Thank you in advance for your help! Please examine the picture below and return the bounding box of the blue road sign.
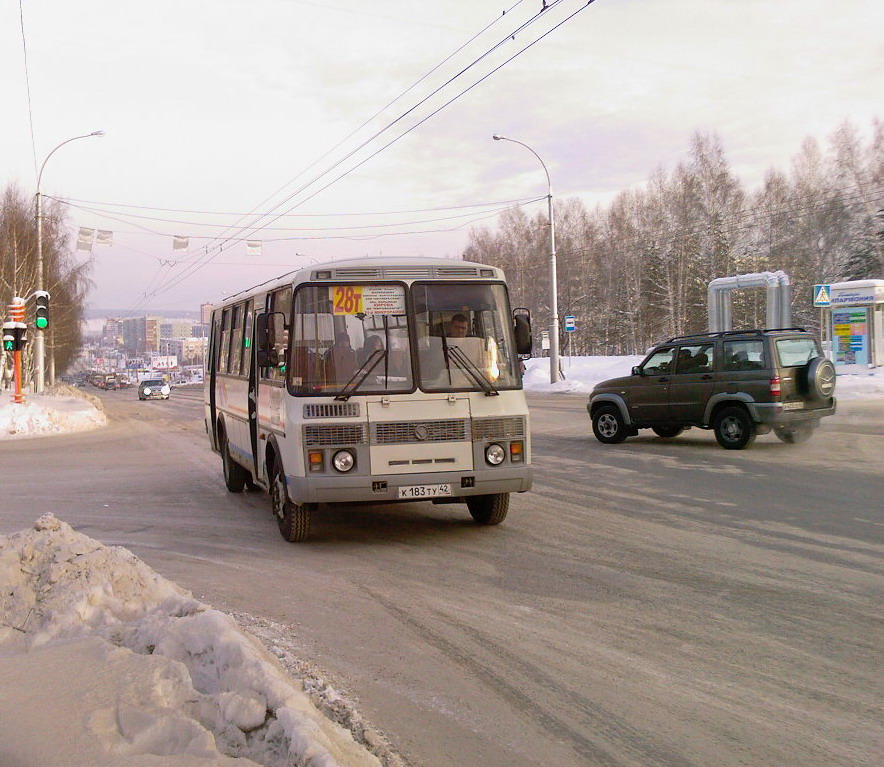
[813,284,831,307]
[564,315,576,332]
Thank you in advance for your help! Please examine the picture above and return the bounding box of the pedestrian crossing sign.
[813,284,831,307]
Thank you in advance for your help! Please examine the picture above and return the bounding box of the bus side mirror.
[513,308,532,355]
[255,313,272,351]
[255,311,284,367]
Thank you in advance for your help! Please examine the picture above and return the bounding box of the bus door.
[254,288,292,484]
[208,310,222,448]
[243,300,259,479]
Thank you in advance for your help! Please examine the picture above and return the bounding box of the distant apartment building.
[201,302,213,325]
[121,316,162,355]
[160,321,194,340]
[103,318,123,345]
[160,336,207,364]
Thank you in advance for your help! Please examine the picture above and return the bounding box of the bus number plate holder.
[398,483,452,499]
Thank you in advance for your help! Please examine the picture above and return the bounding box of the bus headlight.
[485,443,505,466]
[332,449,355,473]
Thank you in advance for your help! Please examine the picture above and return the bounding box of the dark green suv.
[588,328,837,449]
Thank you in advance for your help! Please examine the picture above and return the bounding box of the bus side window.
[219,308,231,373]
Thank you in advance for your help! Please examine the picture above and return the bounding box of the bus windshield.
[286,281,521,396]
[413,282,521,392]
[288,283,413,395]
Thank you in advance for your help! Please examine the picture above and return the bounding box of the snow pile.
[524,355,643,394]
[0,386,106,440]
[0,515,380,767]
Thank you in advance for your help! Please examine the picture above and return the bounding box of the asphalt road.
[1,387,881,767]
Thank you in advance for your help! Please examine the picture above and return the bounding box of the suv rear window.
[776,338,819,367]
[723,340,764,371]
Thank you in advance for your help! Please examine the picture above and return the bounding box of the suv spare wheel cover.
[806,357,836,398]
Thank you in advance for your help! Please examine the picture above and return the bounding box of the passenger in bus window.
[325,332,356,383]
[360,334,385,365]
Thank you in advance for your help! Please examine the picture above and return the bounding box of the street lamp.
[35,130,105,392]
[492,134,560,383]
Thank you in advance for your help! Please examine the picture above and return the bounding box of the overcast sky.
[2,0,880,313]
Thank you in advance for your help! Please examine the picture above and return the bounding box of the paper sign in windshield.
[331,285,405,315]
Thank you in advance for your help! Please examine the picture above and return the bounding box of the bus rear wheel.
[467,493,509,526]
[222,431,247,493]
[270,459,312,542]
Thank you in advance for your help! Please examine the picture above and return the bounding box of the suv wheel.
[713,406,756,450]
[592,405,628,444]
[652,424,684,439]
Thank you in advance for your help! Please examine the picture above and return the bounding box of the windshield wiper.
[445,345,498,396]
[334,349,387,401]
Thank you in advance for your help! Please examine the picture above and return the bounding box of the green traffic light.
[3,341,12,351]
[36,317,48,329]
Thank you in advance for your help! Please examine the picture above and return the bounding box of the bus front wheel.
[270,460,312,542]
[466,493,509,526]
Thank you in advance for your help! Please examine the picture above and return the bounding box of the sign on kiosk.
[823,280,884,370]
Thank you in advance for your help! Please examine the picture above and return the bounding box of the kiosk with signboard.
[817,280,884,370]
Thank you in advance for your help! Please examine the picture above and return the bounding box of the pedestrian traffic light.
[2,322,26,351]
[34,290,50,330]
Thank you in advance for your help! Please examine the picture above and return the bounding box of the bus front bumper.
[287,466,533,505]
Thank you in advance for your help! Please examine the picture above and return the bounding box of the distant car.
[138,378,170,400]
[587,327,836,449]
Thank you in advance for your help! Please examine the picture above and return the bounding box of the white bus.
[205,256,533,541]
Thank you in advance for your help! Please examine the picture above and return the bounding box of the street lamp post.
[492,134,560,383]
[35,130,104,392]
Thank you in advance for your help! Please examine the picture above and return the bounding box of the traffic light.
[2,322,27,352]
[34,290,50,330]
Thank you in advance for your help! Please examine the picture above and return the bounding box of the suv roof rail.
[666,326,808,343]
[666,329,762,343]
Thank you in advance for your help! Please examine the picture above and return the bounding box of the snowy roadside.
[0,383,107,440]
[0,515,389,767]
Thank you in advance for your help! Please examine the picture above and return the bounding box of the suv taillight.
[769,376,781,398]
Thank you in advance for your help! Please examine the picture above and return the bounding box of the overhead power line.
[146,0,598,301]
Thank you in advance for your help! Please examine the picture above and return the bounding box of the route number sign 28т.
[332,285,406,316]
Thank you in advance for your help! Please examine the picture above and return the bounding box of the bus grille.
[372,419,469,445]
[472,417,526,440]
[304,424,367,446]
[303,403,360,419]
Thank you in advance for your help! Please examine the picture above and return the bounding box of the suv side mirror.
[632,366,642,376]
[513,308,532,355]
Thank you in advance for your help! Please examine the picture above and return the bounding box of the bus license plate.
[398,483,452,499]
